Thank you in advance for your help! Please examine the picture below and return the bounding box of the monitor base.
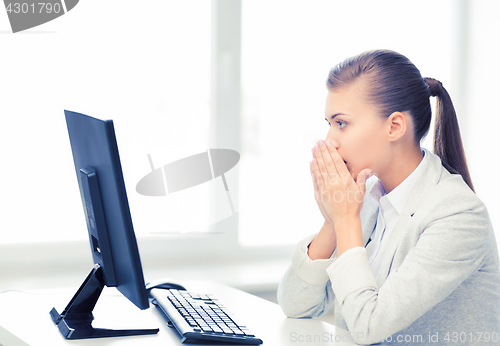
[49,264,159,340]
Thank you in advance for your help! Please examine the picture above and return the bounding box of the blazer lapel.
[359,177,380,247]
[361,205,378,246]
[375,148,444,286]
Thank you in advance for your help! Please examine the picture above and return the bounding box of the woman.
[277,50,500,345]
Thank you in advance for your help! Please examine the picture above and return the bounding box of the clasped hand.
[310,139,372,225]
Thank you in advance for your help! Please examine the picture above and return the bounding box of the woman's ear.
[386,111,407,142]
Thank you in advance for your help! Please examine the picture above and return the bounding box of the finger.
[310,159,317,190]
[311,160,333,221]
[311,157,330,208]
[356,168,373,195]
[310,157,324,189]
[325,140,352,183]
[310,148,321,187]
[313,143,331,187]
[316,139,339,181]
[310,160,321,200]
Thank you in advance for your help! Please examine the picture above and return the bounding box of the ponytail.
[424,78,475,192]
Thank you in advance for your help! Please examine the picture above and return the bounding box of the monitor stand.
[49,264,159,339]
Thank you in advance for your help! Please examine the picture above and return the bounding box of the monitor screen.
[65,110,149,309]
[50,110,158,340]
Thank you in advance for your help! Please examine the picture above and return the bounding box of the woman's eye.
[336,120,346,129]
[325,119,331,127]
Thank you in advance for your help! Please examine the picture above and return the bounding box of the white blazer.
[277,148,500,345]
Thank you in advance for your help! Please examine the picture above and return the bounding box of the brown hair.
[326,49,474,192]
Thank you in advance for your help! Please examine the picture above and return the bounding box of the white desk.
[0,280,359,346]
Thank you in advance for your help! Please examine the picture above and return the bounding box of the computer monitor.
[49,110,159,339]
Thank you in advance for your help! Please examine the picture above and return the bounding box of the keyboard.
[151,289,263,344]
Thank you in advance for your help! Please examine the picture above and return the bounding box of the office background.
[1,0,499,303]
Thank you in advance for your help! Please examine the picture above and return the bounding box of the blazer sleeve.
[326,195,492,344]
[277,233,337,318]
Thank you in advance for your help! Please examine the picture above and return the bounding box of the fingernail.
[325,141,331,148]
[314,144,320,152]
[318,139,324,146]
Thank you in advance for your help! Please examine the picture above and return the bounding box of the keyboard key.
[240,328,255,337]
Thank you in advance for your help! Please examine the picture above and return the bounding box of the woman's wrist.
[308,221,337,260]
[333,215,363,256]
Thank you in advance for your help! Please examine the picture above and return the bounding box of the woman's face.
[324,83,390,179]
